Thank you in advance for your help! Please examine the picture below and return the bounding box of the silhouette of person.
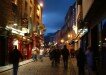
[32,50,38,61]
[56,48,61,64]
[39,47,44,62]
[49,46,59,67]
[10,45,23,75]
[61,45,70,69]
[85,46,94,75]
[76,47,86,75]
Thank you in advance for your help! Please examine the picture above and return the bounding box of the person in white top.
[39,47,44,62]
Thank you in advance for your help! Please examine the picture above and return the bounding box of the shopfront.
[98,19,106,74]
[88,19,106,75]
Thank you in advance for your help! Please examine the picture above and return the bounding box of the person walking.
[49,46,59,67]
[32,50,38,61]
[39,47,44,62]
[10,45,23,75]
[76,47,86,75]
[85,46,94,75]
[56,48,61,64]
[61,45,70,70]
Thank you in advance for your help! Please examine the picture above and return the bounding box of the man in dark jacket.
[49,47,59,67]
[61,45,70,69]
[10,45,23,75]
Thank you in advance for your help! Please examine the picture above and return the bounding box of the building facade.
[76,0,106,74]
[52,3,76,51]
[0,0,45,66]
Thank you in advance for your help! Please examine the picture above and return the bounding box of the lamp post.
[61,39,64,43]
[60,39,64,48]
[40,3,43,7]
[68,34,70,38]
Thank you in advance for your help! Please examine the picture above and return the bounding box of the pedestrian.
[56,48,61,64]
[32,50,38,61]
[70,48,75,58]
[61,45,70,70]
[39,47,44,62]
[76,47,86,75]
[10,45,23,75]
[85,46,94,75]
[49,46,59,67]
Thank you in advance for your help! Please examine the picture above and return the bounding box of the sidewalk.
[0,59,33,73]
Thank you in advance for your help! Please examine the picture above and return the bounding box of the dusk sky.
[42,0,75,35]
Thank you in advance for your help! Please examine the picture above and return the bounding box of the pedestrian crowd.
[49,45,97,75]
[49,45,70,70]
[8,44,96,75]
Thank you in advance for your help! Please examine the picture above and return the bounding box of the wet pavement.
[0,57,77,75]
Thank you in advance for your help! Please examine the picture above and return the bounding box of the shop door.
[101,20,106,75]
[91,25,99,74]
[0,36,7,66]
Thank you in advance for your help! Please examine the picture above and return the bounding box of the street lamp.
[66,41,69,44]
[61,39,64,43]
[68,34,70,38]
[40,2,43,7]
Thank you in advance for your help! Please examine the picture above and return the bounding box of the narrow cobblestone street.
[0,57,77,75]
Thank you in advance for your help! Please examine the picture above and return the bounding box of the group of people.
[49,45,70,69]
[9,44,95,75]
[49,45,96,75]
[32,47,45,62]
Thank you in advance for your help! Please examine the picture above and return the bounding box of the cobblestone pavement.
[0,57,77,75]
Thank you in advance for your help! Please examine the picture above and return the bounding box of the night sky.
[42,0,75,35]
